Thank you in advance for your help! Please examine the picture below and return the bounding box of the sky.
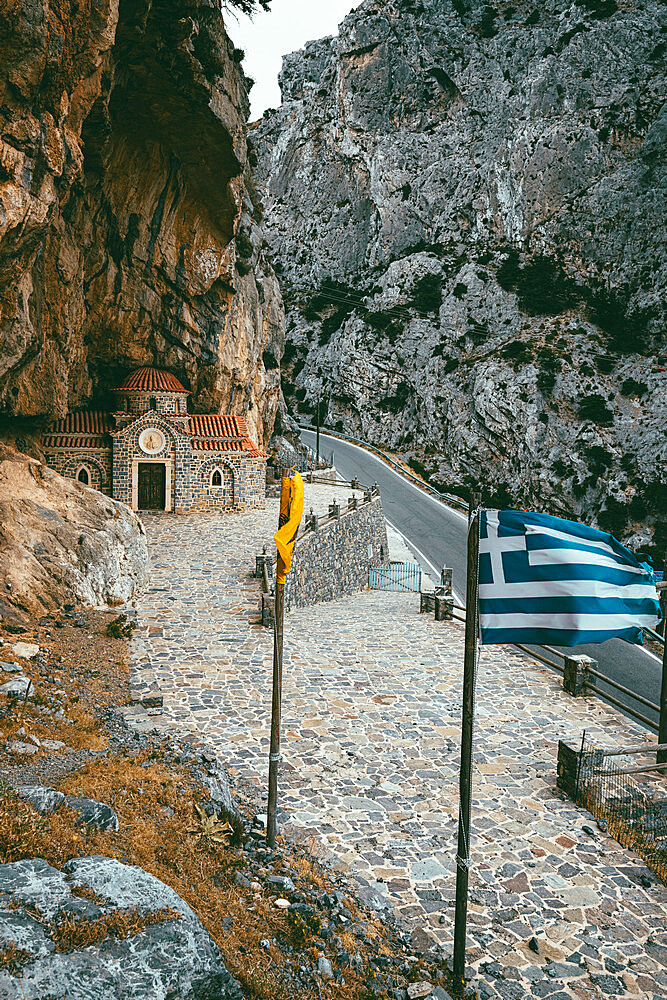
[228,0,364,120]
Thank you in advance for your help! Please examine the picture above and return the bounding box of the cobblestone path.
[132,490,667,1000]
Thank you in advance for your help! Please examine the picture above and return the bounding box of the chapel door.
[138,463,166,510]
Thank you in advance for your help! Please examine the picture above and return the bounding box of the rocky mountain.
[255,0,666,555]
[0,0,283,450]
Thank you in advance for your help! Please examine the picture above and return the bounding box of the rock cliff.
[0,444,148,619]
[0,0,283,449]
[255,0,666,553]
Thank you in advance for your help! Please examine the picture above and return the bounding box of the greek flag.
[479,510,660,646]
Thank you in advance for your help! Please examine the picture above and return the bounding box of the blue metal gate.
[369,561,422,592]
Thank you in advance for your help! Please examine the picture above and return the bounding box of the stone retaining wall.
[284,496,389,611]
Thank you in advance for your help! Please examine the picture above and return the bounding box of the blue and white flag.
[479,510,660,646]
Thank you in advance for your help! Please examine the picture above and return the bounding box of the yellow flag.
[274,471,304,584]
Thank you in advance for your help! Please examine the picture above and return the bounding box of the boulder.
[15,788,118,830]
[0,446,148,619]
[16,787,66,815]
[63,797,119,833]
[0,856,242,999]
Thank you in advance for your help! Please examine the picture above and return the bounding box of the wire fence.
[369,562,422,593]
[576,735,667,882]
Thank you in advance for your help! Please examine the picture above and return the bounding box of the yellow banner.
[274,471,304,584]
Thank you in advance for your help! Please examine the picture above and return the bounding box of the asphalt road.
[302,428,663,732]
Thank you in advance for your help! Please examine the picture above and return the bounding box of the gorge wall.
[255,0,666,554]
[0,0,283,449]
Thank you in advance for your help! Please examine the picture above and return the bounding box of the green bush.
[378,382,411,414]
[577,393,614,425]
[620,378,647,397]
[411,273,442,314]
[497,251,579,316]
[501,340,532,363]
[363,310,402,344]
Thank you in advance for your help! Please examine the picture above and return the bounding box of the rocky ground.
[0,597,459,998]
[128,485,667,1000]
[255,0,667,557]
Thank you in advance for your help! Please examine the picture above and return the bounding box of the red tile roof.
[43,409,267,458]
[189,414,267,457]
[48,411,114,434]
[43,411,113,449]
[188,415,248,438]
[114,367,189,393]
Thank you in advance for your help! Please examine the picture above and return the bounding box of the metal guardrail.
[299,423,468,512]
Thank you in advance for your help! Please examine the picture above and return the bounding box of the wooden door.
[138,463,166,509]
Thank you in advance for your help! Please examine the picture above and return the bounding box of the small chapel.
[42,367,267,513]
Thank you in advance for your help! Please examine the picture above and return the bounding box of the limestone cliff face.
[0,0,283,449]
[256,0,666,553]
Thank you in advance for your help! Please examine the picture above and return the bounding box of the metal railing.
[442,611,660,731]
[369,561,422,593]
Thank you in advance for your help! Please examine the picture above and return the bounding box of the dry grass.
[0,786,48,862]
[0,942,32,974]
[51,906,181,952]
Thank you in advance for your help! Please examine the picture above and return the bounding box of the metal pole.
[266,580,284,847]
[316,397,321,466]
[267,471,289,848]
[658,551,667,765]
[453,493,481,987]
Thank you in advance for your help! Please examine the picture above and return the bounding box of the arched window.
[211,469,222,487]
[77,467,89,485]
[149,396,158,411]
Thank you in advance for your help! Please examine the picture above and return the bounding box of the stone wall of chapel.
[115,392,188,415]
[189,454,266,511]
[44,450,112,495]
[112,413,191,510]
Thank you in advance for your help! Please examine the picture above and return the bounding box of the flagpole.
[658,550,667,766]
[267,471,288,849]
[453,493,481,987]
[267,577,285,847]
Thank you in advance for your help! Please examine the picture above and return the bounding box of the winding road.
[301,428,663,732]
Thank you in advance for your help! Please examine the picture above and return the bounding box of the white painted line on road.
[306,430,468,522]
[385,516,466,606]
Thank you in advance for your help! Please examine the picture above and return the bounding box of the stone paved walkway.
[131,489,667,1000]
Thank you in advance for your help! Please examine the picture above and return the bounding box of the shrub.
[106,615,136,639]
[497,251,579,315]
[262,351,278,370]
[537,370,556,393]
[363,310,401,344]
[598,498,629,537]
[378,382,411,414]
[595,354,617,374]
[235,232,253,261]
[411,273,443,313]
[577,393,614,425]
[501,340,532,363]
[620,378,647,397]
